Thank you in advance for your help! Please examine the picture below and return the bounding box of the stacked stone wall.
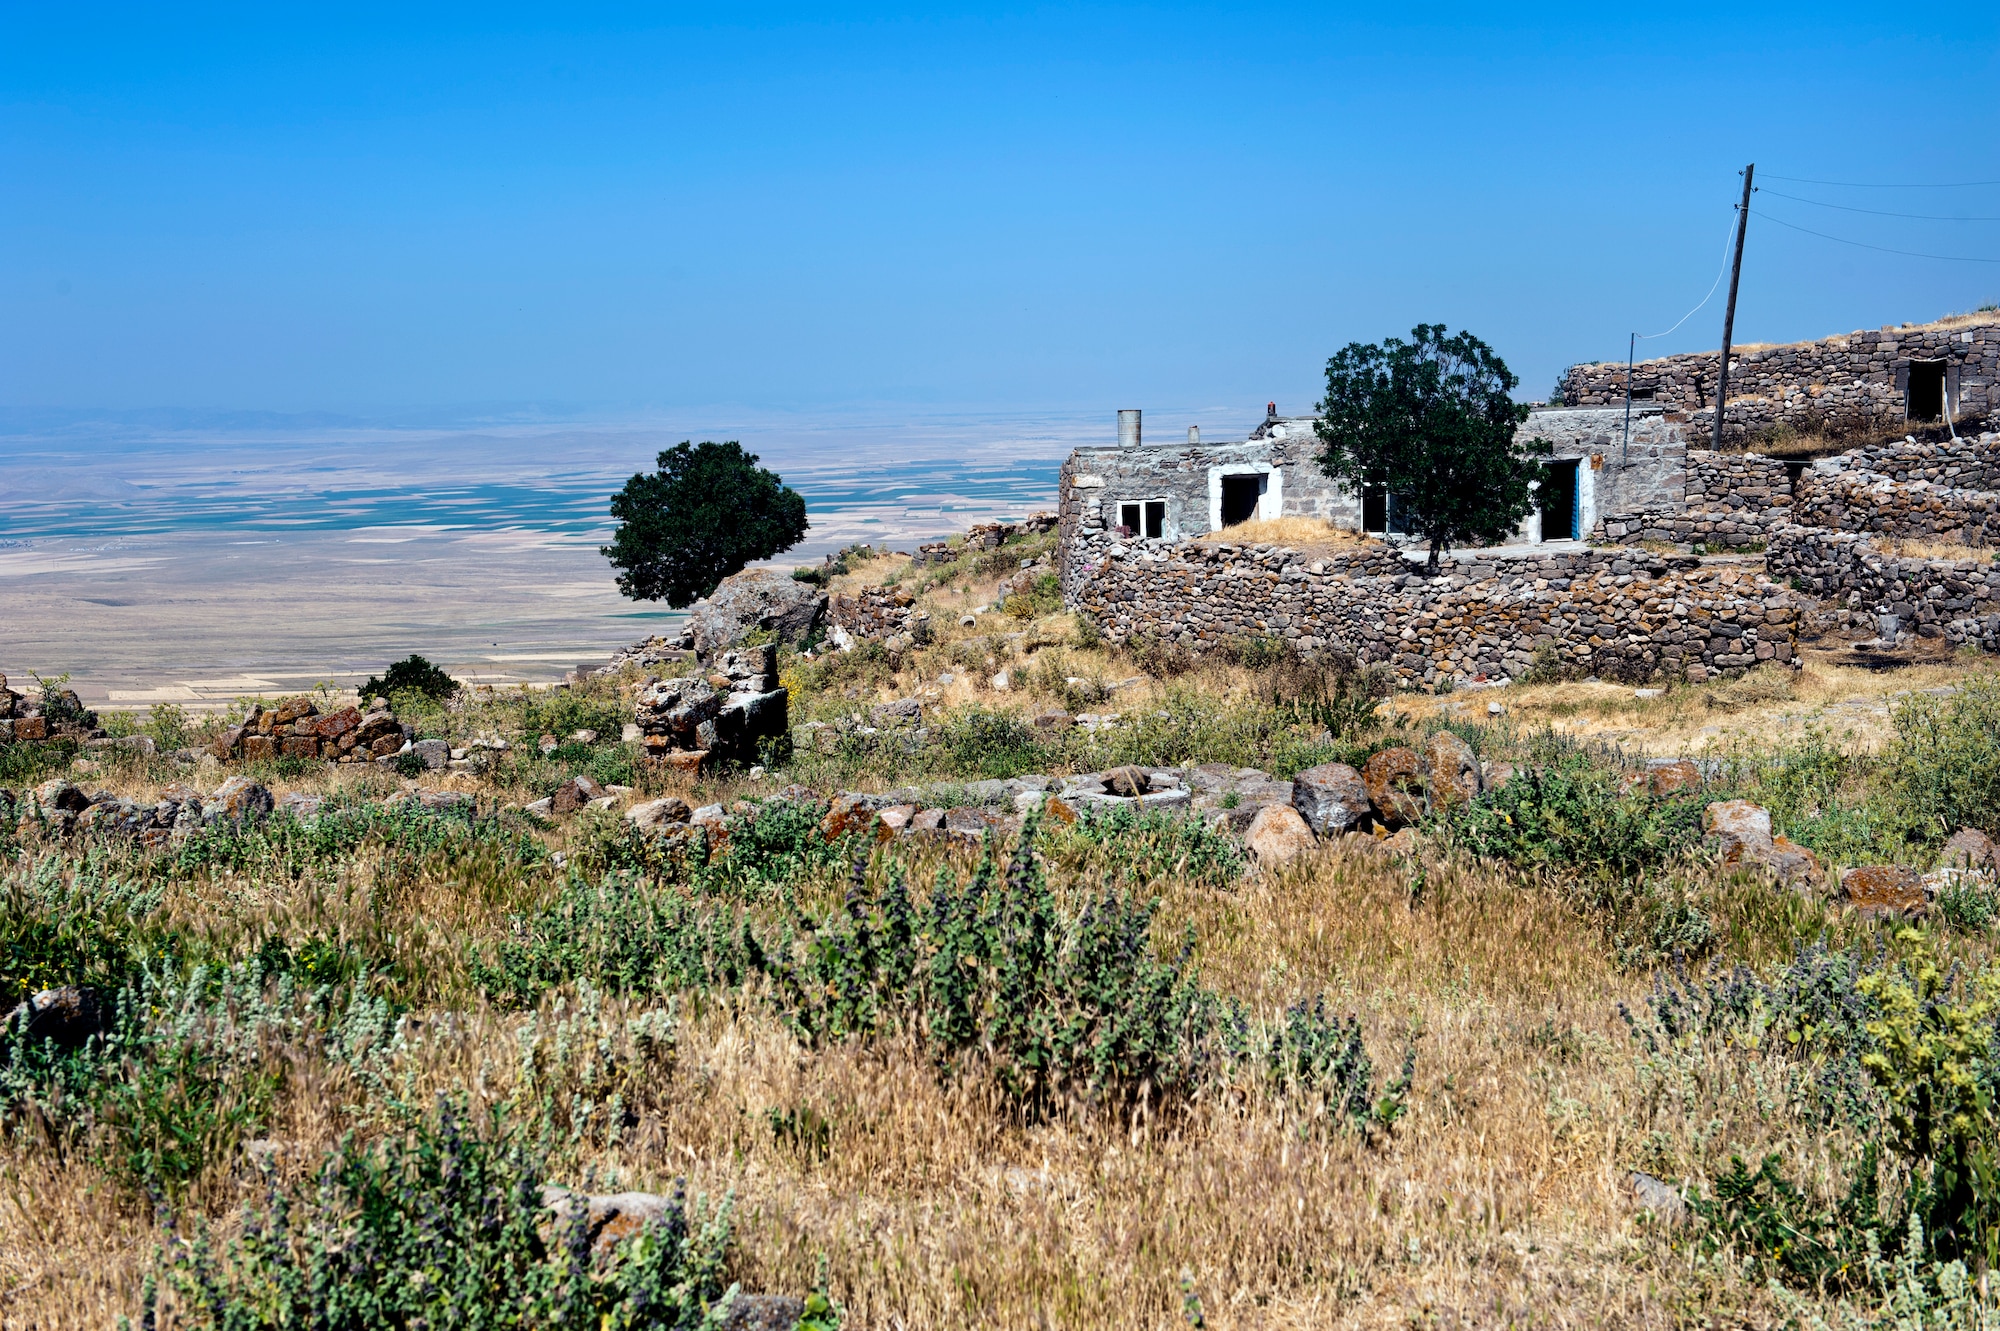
[1767,525,2000,651]
[1594,449,1794,547]
[1793,468,2000,548]
[1561,319,2000,444]
[1067,530,1797,686]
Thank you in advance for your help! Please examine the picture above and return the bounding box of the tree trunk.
[1426,536,1442,573]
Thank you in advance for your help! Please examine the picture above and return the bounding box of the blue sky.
[5,3,1998,419]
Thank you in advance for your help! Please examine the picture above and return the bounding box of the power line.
[1752,208,2000,264]
[1760,172,2000,189]
[1635,211,1742,341]
[1760,187,2000,223]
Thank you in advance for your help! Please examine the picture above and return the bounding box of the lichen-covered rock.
[1940,827,1997,872]
[1290,762,1370,836]
[1423,732,1482,809]
[213,776,275,821]
[687,567,826,658]
[1362,747,1427,827]
[1244,803,1316,866]
[1703,799,1819,887]
[627,797,692,829]
[1840,865,1926,917]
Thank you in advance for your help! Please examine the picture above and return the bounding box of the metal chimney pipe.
[1117,409,1142,448]
[1188,425,1199,444]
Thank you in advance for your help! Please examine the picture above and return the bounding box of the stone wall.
[1594,450,1795,547]
[1561,318,2000,445]
[1766,525,2000,651]
[1793,468,2000,548]
[1066,528,1797,686]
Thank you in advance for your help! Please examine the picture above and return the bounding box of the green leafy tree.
[603,441,810,607]
[358,654,459,704]
[1314,324,1551,571]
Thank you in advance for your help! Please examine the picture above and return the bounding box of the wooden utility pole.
[1712,163,1755,450]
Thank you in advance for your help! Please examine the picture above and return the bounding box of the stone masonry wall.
[1561,318,2000,445]
[1767,525,2000,652]
[1066,528,1797,686]
[1793,469,2000,548]
[1594,450,1794,547]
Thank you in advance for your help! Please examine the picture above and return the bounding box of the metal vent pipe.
[1117,409,1142,448]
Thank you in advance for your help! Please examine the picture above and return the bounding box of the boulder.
[1840,865,1926,918]
[823,793,876,840]
[1702,800,1819,888]
[550,775,605,816]
[1939,828,1997,872]
[1703,800,1772,863]
[212,776,275,821]
[717,1295,808,1331]
[636,677,723,743]
[1645,758,1704,796]
[627,797,693,829]
[686,568,827,659]
[1103,765,1149,798]
[1423,732,1482,809]
[6,986,112,1049]
[877,803,919,836]
[1244,803,1316,866]
[33,779,90,814]
[871,698,923,727]
[1290,762,1371,836]
[1361,747,1428,827]
[410,738,450,771]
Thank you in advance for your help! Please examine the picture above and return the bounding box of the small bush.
[933,707,1045,780]
[1882,677,2000,845]
[148,1101,736,1330]
[1043,804,1243,891]
[358,654,460,704]
[1454,742,1706,882]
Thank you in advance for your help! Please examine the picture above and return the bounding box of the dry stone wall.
[1767,525,2000,651]
[1562,318,2000,444]
[1067,530,1798,685]
[1594,450,1795,547]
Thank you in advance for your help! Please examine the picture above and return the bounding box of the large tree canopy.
[603,441,810,606]
[1314,324,1551,571]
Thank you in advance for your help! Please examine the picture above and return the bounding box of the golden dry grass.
[2,834,1828,1330]
[1872,536,1998,563]
[1194,516,1377,555]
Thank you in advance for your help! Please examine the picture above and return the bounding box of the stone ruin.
[0,673,99,744]
[212,696,418,766]
[633,643,789,771]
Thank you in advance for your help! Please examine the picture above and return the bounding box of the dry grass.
[1194,517,1378,555]
[4,834,1827,1330]
[1872,535,1999,563]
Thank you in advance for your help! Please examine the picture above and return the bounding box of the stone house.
[1056,402,1684,592]
[1561,312,2000,445]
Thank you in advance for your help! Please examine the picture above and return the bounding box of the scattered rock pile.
[915,513,1057,565]
[634,644,789,771]
[827,586,930,652]
[0,673,101,743]
[212,696,414,765]
[2,775,277,846]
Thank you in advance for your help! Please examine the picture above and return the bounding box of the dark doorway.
[1220,473,1264,526]
[1540,460,1579,541]
[1908,360,1946,421]
[1362,487,1387,533]
[1143,500,1165,539]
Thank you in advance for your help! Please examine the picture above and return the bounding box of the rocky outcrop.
[684,568,827,659]
[0,672,100,743]
[1290,763,1370,836]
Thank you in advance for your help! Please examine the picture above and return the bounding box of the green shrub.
[1263,996,1416,1140]
[147,1101,736,1330]
[1002,572,1062,620]
[1882,677,2000,845]
[475,875,761,1007]
[1043,804,1243,891]
[358,654,460,704]
[1454,742,1706,882]
[933,707,1046,780]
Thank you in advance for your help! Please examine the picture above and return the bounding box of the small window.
[1118,502,1141,534]
[1629,387,1656,401]
[1144,500,1166,539]
[1908,360,1946,421]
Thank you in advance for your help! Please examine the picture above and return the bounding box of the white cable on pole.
[1636,211,1742,344]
